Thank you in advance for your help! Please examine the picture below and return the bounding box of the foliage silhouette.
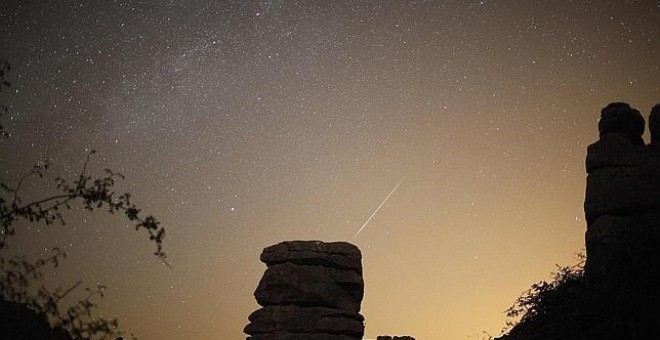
[498,250,660,339]
[499,255,586,339]
[0,60,166,339]
[0,249,127,339]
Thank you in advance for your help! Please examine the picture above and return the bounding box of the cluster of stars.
[1,1,658,339]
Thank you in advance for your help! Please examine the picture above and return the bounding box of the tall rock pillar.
[495,102,660,339]
[244,241,365,340]
[584,102,660,314]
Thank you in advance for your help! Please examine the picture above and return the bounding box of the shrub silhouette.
[500,257,587,339]
[499,251,660,339]
[1,60,165,339]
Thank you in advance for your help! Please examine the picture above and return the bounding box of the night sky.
[1,1,659,339]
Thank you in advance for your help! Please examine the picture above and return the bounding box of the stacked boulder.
[497,102,660,339]
[244,241,365,340]
[583,102,660,334]
[584,103,660,284]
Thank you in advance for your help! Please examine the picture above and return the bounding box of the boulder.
[254,262,363,311]
[245,305,364,336]
[598,102,645,145]
[585,213,660,284]
[584,102,660,290]
[585,133,645,173]
[498,102,660,339]
[261,241,362,274]
[245,241,365,340]
[650,103,660,147]
[584,165,660,223]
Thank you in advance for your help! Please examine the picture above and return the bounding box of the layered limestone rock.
[498,102,660,339]
[245,241,365,340]
[584,102,660,286]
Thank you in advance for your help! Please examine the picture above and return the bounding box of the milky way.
[1,1,659,339]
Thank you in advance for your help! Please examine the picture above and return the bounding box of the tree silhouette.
[0,60,167,339]
[499,256,586,339]
[497,250,660,339]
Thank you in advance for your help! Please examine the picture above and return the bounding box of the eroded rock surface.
[245,241,364,340]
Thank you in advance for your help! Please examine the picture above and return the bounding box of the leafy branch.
[0,59,163,339]
[502,253,585,335]
[0,248,135,340]
[0,150,168,265]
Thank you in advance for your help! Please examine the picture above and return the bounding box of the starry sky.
[1,0,659,339]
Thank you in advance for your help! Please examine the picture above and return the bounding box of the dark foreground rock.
[0,297,71,340]
[584,103,660,286]
[499,102,660,340]
[245,241,365,340]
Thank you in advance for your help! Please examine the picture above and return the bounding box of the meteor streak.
[352,174,408,239]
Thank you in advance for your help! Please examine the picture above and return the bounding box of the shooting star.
[353,174,408,239]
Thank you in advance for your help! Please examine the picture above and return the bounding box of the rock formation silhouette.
[499,102,660,339]
[582,102,660,334]
[649,103,660,148]
[244,241,365,340]
[0,297,71,340]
